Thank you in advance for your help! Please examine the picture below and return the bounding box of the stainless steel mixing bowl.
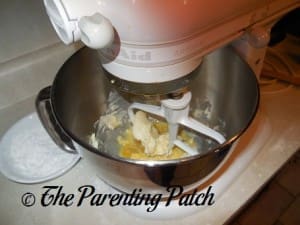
[36,46,259,194]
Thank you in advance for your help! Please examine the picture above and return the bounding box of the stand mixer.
[43,0,298,155]
[38,0,299,218]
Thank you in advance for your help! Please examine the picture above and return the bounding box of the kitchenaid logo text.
[103,48,152,61]
[120,50,151,61]
[22,185,215,212]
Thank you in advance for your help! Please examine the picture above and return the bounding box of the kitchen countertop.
[0,82,299,224]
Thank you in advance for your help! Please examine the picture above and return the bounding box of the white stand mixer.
[43,0,298,155]
[32,0,300,218]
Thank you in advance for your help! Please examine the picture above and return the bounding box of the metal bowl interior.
[52,46,258,160]
[49,46,259,191]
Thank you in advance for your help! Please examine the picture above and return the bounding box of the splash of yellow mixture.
[117,111,196,160]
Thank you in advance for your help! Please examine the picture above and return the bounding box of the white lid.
[0,112,81,184]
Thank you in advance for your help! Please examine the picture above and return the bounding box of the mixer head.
[44,0,298,90]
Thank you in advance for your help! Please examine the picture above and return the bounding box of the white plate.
[0,112,81,184]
